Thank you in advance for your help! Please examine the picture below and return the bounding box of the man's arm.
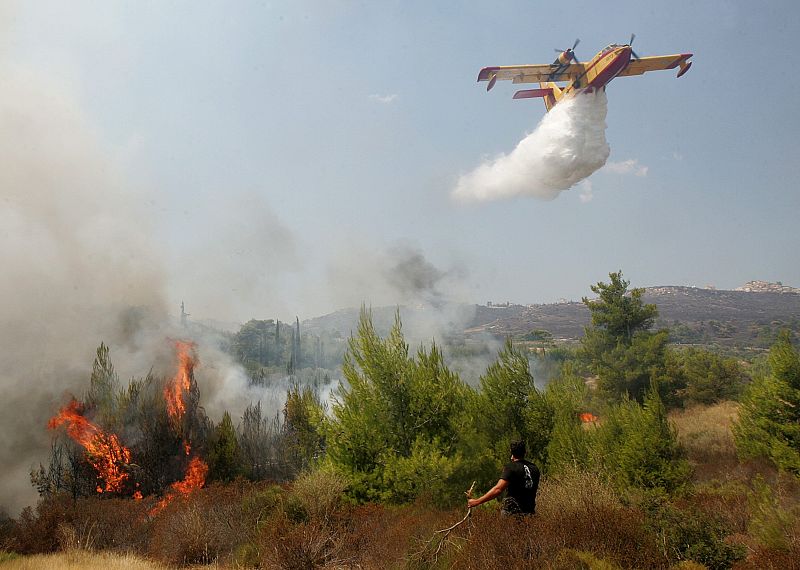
[467,478,508,509]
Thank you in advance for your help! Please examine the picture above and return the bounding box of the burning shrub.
[37,341,213,516]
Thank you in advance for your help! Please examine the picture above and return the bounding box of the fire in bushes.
[47,399,133,494]
[47,340,207,514]
[164,340,195,423]
[149,340,208,515]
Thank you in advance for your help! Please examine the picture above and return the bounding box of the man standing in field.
[467,440,540,515]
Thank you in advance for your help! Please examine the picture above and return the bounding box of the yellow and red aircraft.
[477,36,692,112]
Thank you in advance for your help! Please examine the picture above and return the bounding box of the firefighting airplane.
[477,36,692,112]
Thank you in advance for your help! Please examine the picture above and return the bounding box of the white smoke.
[453,91,611,202]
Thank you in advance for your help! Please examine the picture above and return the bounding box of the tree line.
[33,271,800,509]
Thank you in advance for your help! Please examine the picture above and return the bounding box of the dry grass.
[446,473,662,569]
[332,502,453,569]
[0,549,174,570]
[6,405,800,570]
[670,401,740,481]
[671,401,738,458]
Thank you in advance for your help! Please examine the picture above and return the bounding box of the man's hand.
[466,479,507,509]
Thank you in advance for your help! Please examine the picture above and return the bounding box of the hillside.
[303,285,800,350]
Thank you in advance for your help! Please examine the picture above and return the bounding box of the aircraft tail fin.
[511,83,565,112]
[512,88,553,100]
[539,82,563,112]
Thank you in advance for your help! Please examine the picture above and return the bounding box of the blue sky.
[5,0,800,321]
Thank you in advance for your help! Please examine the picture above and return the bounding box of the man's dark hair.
[510,440,526,459]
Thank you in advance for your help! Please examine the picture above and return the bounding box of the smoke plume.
[453,91,611,202]
[0,60,284,515]
[325,244,468,311]
[0,60,172,514]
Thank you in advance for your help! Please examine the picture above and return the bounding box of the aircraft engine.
[552,38,580,66]
[556,49,574,65]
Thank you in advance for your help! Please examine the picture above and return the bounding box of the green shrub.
[642,496,746,570]
[747,475,796,551]
[326,310,469,504]
[591,386,691,493]
[734,331,800,475]
[0,551,20,563]
[291,469,348,524]
[543,369,589,475]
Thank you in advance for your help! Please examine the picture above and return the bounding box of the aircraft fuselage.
[565,45,632,95]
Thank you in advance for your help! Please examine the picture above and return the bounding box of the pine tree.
[581,271,668,402]
[674,347,747,405]
[283,385,326,474]
[591,385,690,492]
[85,343,120,428]
[326,309,468,503]
[733,331,800,475]
[473,338,550,466]
[239,401,284,481]
[543,365,588,474]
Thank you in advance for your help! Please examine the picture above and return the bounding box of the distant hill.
[465,285,800,349]
[302,284,800,351]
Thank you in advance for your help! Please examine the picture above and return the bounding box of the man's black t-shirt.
[500,459,540,514]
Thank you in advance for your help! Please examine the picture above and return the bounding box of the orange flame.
[150,341,207,516]
[149,456,208,516]
[579,412,598,423]
[164,341,197,422]
[48,399,132,493]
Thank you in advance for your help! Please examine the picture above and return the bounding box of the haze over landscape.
[2,1,800,554]
[3,1,798,323]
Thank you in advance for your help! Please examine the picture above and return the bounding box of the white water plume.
[453,91,611,202]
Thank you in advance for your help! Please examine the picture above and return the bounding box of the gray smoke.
[0,60,170,514]
[166,194,300,324]
[0,56,296,515]
[326,244,467,310]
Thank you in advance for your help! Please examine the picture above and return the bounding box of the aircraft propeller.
[553,38,581,63]
[628,34,641,59]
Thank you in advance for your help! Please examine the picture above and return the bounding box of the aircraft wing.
[477,63,585,86]
[617,53,693,77]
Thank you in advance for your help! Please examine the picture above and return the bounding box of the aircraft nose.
[621,45,634,61]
